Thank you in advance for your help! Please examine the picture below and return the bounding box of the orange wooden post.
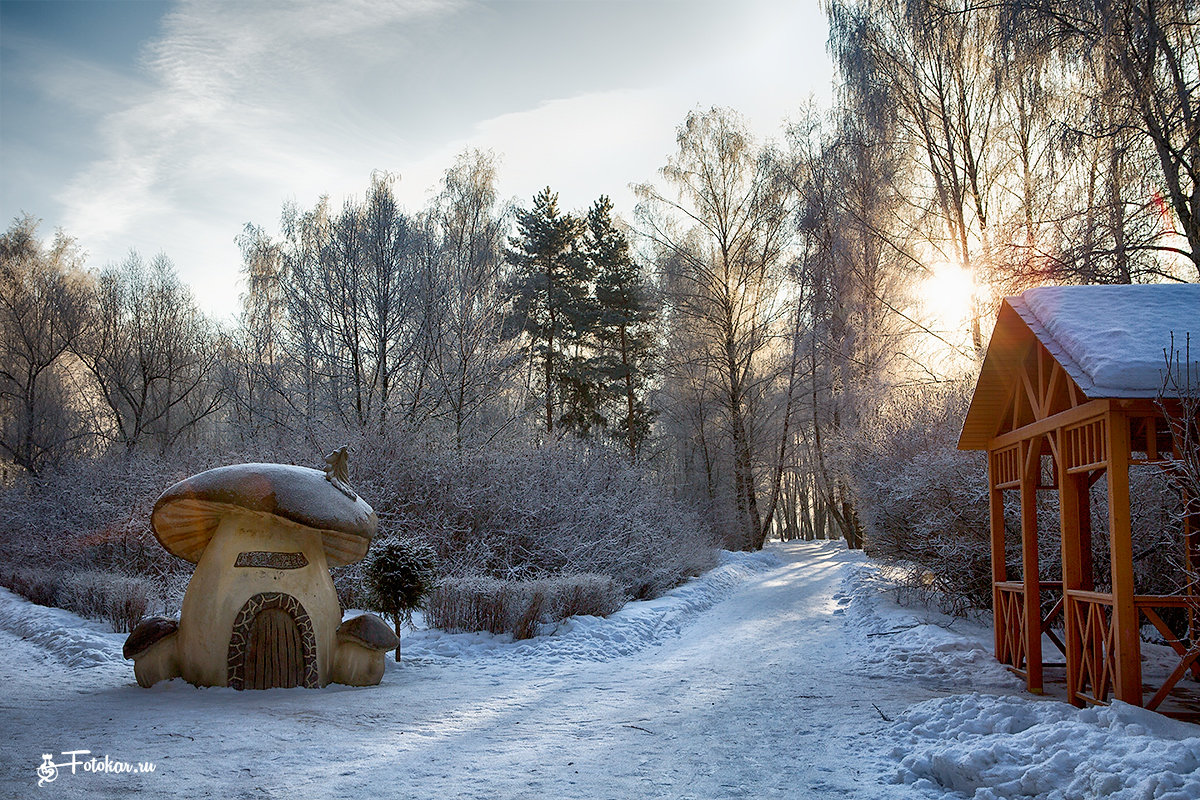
[1020,437,1043,692]
[1057,431,1084,705]
[1106,411,1142,705]
[989,449,1007,660]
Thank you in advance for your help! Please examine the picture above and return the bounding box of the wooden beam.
[1037,345,1047,415]
[990,399,1111,451]
[1020,437,1044,693]
[1106,409,1142,705]
[1146,648,1200,711]
[1058,433,1086,707]
[1044,361,1065,418]
[989,453,1007,662]
[992,379,1021,442]
[1021,365,1041,423]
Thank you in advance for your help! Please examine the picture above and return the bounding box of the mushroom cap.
[123,616,179,660]
[151,463,378,566]
[336,613,400,651]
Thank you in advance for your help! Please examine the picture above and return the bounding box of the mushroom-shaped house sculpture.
[124,456,398,689]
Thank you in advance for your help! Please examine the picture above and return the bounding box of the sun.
[920,262,976,330]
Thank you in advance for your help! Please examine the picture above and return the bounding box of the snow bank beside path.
[838,555,1200,799]
[838,561,1019,692]
[0,586,127,673]
[403,548,784,668]
[889,693,1200,800]
[0,548,783,684]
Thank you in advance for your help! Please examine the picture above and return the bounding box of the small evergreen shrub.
[363,537,439,660]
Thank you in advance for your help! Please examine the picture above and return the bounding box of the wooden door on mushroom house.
[245,607,305,689]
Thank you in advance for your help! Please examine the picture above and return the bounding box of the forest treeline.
[1,0,1197,617]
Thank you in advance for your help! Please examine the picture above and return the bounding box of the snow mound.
[837,562,1020,691]
[0,586,127,672]
[402,548,784,669]
[889,693,1200,800]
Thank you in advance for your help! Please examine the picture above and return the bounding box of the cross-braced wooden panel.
[996,583,1027,672]
[1068,591,1116,705]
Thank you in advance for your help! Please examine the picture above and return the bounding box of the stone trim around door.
[226,592,319,689]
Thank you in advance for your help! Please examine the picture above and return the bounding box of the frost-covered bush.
[0,449,208,578]
[0,426,715,628]
[839,381,994,614]
[62,570,152,633]
[427,573,625,637]
[0,566,61,607]
[0,566,151,632]
[551,573,626,619]
[349,432,717,598]
[427,576,510,634]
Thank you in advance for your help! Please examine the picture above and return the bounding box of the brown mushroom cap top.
[336,613,400,651]
[151,463,378,566]
[124,616,178,660]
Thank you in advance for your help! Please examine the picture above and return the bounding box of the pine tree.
[506,187,586,434]
[584,196,656,460]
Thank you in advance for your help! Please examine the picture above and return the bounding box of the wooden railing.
[1135,595,1200,711]
[1065,589,1115,706]
[1065,591,1200,709]
[995,581,1027,671]
[994,581,1065,677]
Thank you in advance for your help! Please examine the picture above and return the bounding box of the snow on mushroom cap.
[151,463,378,566]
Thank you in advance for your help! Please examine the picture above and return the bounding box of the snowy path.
[1,541,1197,799]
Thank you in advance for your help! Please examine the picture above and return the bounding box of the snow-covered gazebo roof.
[959,284,1200,451]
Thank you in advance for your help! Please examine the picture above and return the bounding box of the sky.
[1,0,834,321]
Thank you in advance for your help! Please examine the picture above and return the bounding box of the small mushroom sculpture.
[124,453,398,689]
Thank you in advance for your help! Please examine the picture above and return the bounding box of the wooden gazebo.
[959,284,1200,714]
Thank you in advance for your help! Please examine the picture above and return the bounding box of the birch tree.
[637,107,796,550]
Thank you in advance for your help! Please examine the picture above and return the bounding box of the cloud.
[53,0,468,315]
[390,87,687,216]
[39,0,830,320]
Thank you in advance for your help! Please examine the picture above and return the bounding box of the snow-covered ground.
[1,541,1198,799]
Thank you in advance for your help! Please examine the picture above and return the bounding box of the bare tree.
[227,223,296,442]
[75,252,224,452]
[276,175,428,430]
[1008,0,1200,277]
[829,0,1007,353]
[637,107,797,550]
[424,150,518,446]
[0,215,91,474]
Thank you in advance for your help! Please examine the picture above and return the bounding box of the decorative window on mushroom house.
[959,284,1200,719]
[123,451,399,690]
